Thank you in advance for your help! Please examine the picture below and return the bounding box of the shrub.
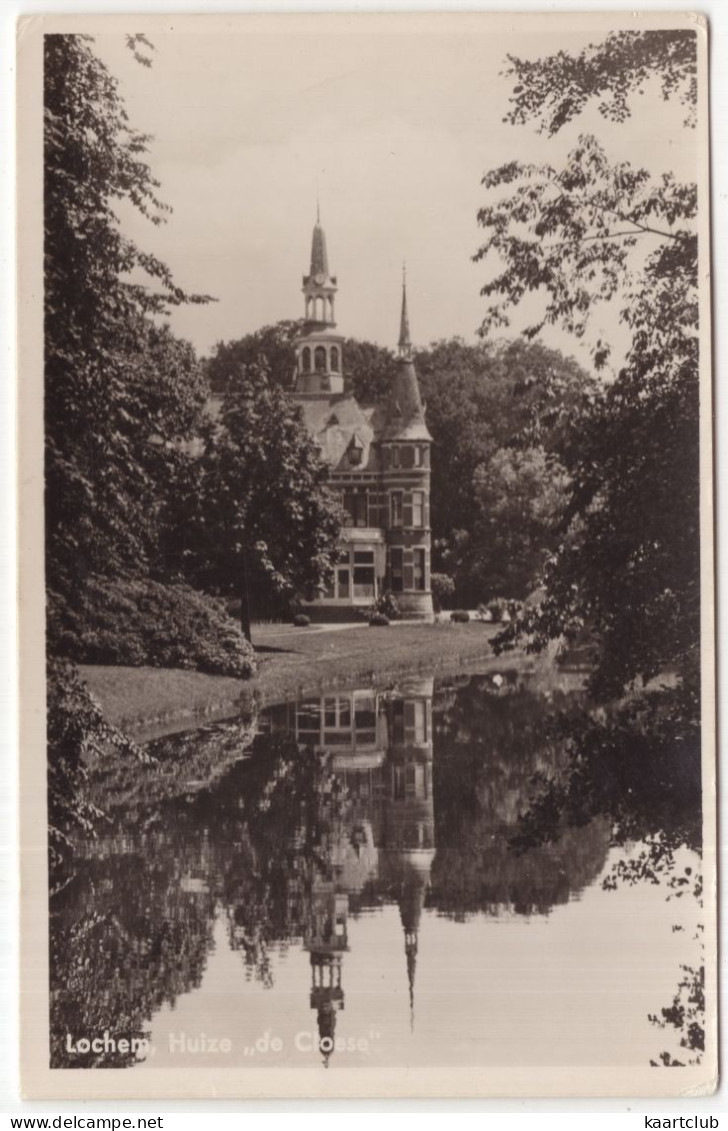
[450,610,470,623]
[488,598,507,622]
[369,612,390,627]
[48,577,256,679]
[374,590,400,620]
[431,572,455,613]
[293,613,311,627]
[358,590,400,622]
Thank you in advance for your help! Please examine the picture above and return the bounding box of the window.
[330,346,340,372]
[413,446,422,467]
[302,347,311,372]
[391,446,400,468]
[412,491,424,527]
[296,701,321,734]
[353,552,375,597]
[354,695,376,730]
[314,346,327,372]
[325,697,350,729]
[414,547,426,591]
[353,566,375,596]
[411,699,427,743]
[344,491,367,528]
[337,568,350,598]
[390,547,404,592]
[401,446,414,469]
[390,491,403,528]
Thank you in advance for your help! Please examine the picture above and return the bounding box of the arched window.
[330,346,340,372]
[302,347,311,373]
[314,346,327,372]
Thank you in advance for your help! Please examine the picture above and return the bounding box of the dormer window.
[348,435,365,466]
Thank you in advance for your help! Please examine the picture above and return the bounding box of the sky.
[91,16,700,368]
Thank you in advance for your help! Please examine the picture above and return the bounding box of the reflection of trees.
[511,687,701,883]
[178,734,351,989]
[51,714,260,1068]
[50,832,215,1068]
[87,715,258,821]
[430,675,610,917]
[51,674,704,1070]
[649,962,705,1066]
[507,684,704,1065]
[50,728,352,1070]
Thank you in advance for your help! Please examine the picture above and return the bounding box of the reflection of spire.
[304,877,348,1067]
[311,955,343,1068]
[399,876,426,1033]
[405,931,417,1032]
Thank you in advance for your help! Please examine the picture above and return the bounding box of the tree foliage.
[503,29,697,137]
[207,321,301,393]
[44,34,210,602]
[170,362,343,635]
[206,322,398,402]
[416,337,592,604]
[480,29,701,702]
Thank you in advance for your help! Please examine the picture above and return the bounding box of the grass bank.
[80,619,508,738]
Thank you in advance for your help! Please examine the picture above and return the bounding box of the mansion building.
[291,215,434,621]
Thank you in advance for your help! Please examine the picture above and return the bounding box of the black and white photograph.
[17,9,716,1100]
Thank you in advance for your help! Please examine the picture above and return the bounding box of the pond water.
[50,666,703,1072]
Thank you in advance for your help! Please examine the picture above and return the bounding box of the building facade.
[291,215,434,621]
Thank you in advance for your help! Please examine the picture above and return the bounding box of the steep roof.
[377,358,433,442]
[291,393,380,471]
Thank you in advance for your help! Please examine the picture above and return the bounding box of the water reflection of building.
[265,678,434,1060]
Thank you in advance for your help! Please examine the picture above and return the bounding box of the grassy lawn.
[80,619,507,737]
[78,664,248,737]
[251,619,502,702]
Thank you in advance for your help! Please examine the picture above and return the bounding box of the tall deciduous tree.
[44,34,209,609]
[415,337,593,604]
[477,29,701,702]
[174,363,342,639]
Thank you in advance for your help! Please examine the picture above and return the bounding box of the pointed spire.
[310,207,329,279]
[398,264,412,359]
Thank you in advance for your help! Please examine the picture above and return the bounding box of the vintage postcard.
[17,10,716,1099]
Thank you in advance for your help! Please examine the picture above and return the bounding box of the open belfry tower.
[290,212,434,620]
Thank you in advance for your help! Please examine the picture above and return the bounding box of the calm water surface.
[50,667,702,1071]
